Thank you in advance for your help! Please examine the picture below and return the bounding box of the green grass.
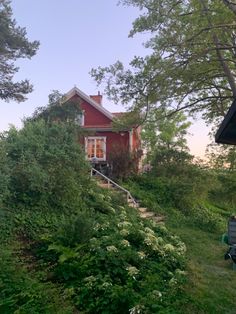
[1,182,236,313]
[125,178,236,313]
[167,217,236,314]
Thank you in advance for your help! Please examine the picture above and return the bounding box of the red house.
[65,87,142,170]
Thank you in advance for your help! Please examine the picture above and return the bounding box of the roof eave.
[64,87,114,120]
[215,98,236,145]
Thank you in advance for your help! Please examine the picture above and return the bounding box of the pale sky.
[0,0,211,157]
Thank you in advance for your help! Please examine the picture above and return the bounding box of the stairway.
[91,168,165,224]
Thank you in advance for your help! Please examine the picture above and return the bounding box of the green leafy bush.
[126,174,224,232]
[188,204,224,232]
[108,143,139,179]
[54,212,95,247]
[0,110,189,313]
[35,203,187,313]
[210,171,236,208]
[3,120,90,212]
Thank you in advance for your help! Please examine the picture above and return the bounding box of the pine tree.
[0,0,39,102]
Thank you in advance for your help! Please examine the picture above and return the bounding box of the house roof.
[65,87,114,120]
[215,99,236,145]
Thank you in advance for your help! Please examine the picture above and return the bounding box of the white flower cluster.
[129,305,143,314]
[119,212,127,220]
[169,277,178,286]
[176,241,187,255]
[144,227,155,234]
[120,228,130,236]
[102,281,113,288]
[151,290,162,299]
[106,245,118,253]
[93,221,110,231]
[170,235,187,255]
[141,226,187,260]
[118,221,132,229]
[84,275,96,288]
[93,223,101,231]
[121,239,130,247]
[143,231,163,253]
[143,233,157,247]
[163,243,175,252]
[137,251,146,259]
[126,265,139,277]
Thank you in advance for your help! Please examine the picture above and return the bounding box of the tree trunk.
[222,0,236,16]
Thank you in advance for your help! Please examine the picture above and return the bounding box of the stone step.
[152,216,165,223]
[128,202,138,208]
[94,177,165,222]
[101,182,117,190]
[98,182,110,188]
[140,211,155,218]
[138,207,147,213]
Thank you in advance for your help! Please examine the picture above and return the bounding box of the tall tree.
[28,91,83,124]
[91,0,236,125]
[142,108,192,167]
[143,108,191,152]
[0,0,39,102]
[206,140,236,170]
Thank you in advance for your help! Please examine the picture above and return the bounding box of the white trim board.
[65,87,114,120]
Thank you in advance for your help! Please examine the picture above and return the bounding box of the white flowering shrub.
[38,189,187,314]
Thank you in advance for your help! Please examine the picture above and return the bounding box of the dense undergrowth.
[1,116,236,313]
[125,175,227,233]
[0,200,188,313]
[0,120,188,313]
[124,171,236,313]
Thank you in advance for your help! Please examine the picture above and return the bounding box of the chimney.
[90,91,102,106]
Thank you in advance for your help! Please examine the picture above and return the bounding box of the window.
[75,112,84,126]
[85,137,106,161]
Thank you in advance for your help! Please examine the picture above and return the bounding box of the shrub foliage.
[0,117,188,313]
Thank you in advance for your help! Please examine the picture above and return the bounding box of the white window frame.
[85,136,106,161]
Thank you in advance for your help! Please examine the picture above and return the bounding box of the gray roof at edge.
[215,99,236,145]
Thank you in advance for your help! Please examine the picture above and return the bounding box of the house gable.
[65,87,113,121]
[70,93,113,128]
[64,86,142,166]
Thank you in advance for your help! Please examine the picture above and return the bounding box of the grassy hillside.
[0,120,188,313]
[125,176,236,314]
[0,189,188,313]
[1,118,236,313]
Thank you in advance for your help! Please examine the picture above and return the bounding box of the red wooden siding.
[71,94,112,126]
[83,131,129,161]
[68,90,141,164]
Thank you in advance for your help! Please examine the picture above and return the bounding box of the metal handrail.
[91,167,138,208]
